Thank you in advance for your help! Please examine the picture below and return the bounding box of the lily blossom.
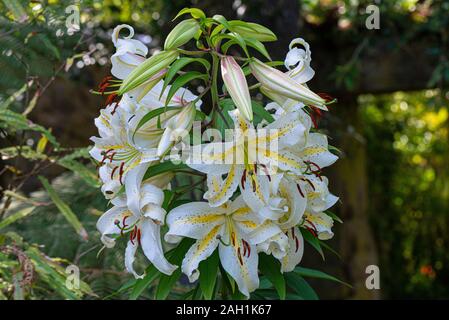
[89,103,159,196]
[165,196,283,297]
[188,109,307,207]
[96,164,177,277]
[111,24,148,80]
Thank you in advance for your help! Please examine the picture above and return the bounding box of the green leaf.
[294,266,351,287]
[38,176,88,241]
[0,82,29,110]
[258,253,286,300]
[162,57,210,97]
[212,14,231,30]
[326,211,343,223]
[220,33,249,57]
[155,238,194,299]
[0,207,35,230]
[301,227,324,260]
[0,109,59,147]
[173,7,206,20]
[284,273,318,300]
[57,157,100,188]
[228,21,277,42]
[26,246,94,299]
[252,100,274,123]
[129,265,160,300]
[244,37,271,60]
[199,250,219,300]
[165,71,208,107]
[143,161,189,180]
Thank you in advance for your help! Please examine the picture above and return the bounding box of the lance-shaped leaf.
[221,56,253,121]
[228,21,277,42]
[164,19,201,50]
[39,176,88,241]
[249,58,326,109]
[118,50,179,94]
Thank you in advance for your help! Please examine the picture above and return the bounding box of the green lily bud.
[164,19,200,50]
[250,58,326,109]
[119,50,179,95]
[221,56,253,121]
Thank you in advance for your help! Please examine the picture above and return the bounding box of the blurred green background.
[0,0,448,299]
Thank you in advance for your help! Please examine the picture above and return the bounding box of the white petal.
[300,133,338,168]
[181,224,222,282]
[165,202,226,242]
[125,240,143,279]
[140,219,177,275]
[281,227,304,272]
[219,241,259,298]
[125,163,150,216]
[204,163,244,207]
[247,220,283,245]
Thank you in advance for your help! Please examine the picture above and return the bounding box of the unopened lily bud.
[221,56,253,121]
[119,50,179,95]
[249,58,326,110]
[157,102,196,156]
[164,19,200,50]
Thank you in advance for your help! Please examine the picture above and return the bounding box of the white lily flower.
[188,109,307,207]
[96,164,177,277]
[284,38,315,84]
[89,103,159,195]
[294,174,338,240]
[111,24,148,80]
[165,196,283,297]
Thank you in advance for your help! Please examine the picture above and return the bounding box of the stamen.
[119,162,125,185]
[137,228,142,246]
[241,172,246,189]
[301,177,315,191]
[231,232,236,247]
[296,184,305,198]
[110,166,118,179]
[295,236,300,253]
[216,235,230,246]
[237,247,243,265]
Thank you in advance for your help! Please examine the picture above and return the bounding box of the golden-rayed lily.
[221,56,253,121]
[110,24,148,80]
[90,102,160,199]
[97,164,177,278]
[187,109,308,207]
[165,196,284,297]
[249,58,326,110]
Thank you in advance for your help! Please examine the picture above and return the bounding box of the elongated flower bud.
[249,58,326,109]
[157,102,196,156]
[221,56,253,121]
[164,19,200,50]
[119,50,179,95]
